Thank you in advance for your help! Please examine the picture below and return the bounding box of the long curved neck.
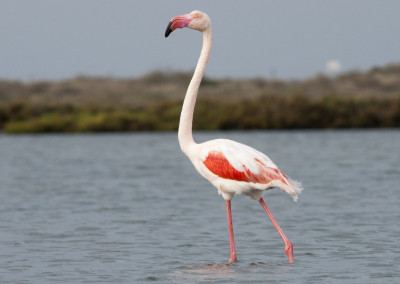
[178,28,212,155]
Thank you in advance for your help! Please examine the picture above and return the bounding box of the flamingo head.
[165,10,211,37]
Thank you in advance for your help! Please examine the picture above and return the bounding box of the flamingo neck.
[178,28,212,155]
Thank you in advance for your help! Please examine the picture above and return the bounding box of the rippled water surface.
[1,130,399,283]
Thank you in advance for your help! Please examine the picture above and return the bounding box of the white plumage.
[190,139,303,201]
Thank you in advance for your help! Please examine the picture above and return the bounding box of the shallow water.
[0,130,399,283]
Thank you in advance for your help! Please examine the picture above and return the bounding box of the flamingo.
[165,10,303,263]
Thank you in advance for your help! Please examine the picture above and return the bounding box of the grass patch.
[1,63,400,133]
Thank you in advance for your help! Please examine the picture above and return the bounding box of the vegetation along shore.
[1,63,399,133]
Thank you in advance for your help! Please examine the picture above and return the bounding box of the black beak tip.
[165,21,173,38]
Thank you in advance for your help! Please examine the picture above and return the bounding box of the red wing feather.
[203,151,288,185]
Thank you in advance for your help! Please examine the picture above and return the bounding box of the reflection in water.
[169,262,294,282]
[170,263,236,281]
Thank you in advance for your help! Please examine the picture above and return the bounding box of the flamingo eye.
[194,13,199,18]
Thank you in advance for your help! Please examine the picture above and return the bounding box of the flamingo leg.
[259,197,294,263]
[225,200,237,263]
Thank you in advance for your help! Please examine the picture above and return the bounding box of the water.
[0,130,399,283]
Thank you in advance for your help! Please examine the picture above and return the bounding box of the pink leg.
[225,200,237,263]
[259,197,294,263]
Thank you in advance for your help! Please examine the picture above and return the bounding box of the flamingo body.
[187,139,301,201]
[165,10,303,264]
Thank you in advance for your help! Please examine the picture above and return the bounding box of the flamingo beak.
[165,14,194,37]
